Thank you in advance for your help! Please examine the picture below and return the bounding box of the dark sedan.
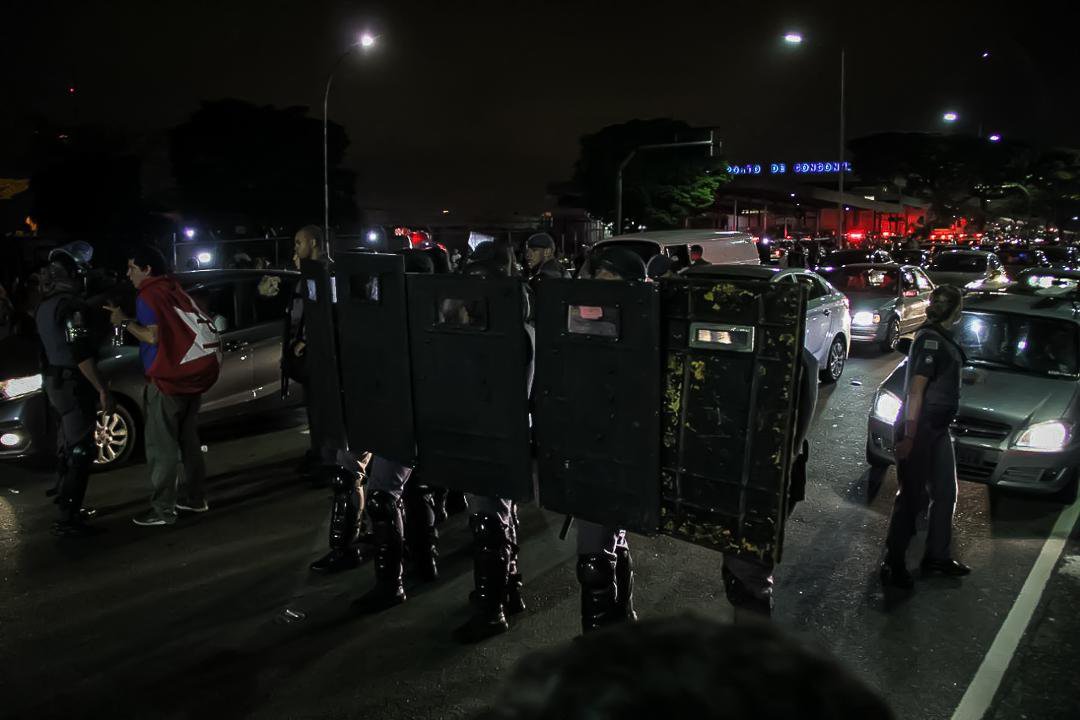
[1041,245,1080,271]
[0,269,303,469]
[890,249,931,268]
[997,247,1052,279]
[817,263,935,352]
[817,248,894,270]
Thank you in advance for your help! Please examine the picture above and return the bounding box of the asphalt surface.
[0,350,1077,720]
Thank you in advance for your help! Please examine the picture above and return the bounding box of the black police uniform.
[35,290,98,530]
[884,323,964,569]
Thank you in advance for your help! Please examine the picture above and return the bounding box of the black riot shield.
[299,259,347,461]
[658,275,807,563]
[405,275,533,502]
[334,252,416,465]
[533,279,661,532]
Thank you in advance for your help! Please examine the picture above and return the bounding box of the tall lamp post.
[784,33,847,247]
[615,131,718,235]
[323,32,377,256]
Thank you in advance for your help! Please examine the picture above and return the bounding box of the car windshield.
[819,267,898,296]
[998,249,1041,265]
[821,250,869,266]
[929,254,987,272]
[956,311,1080,377]
[893,251,923,263]
[1041,247,1072,262]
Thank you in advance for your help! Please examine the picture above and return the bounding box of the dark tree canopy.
[170,99,356,230]
[571,118,727,230]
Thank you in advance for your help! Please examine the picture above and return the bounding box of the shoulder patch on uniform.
[924,340,939,349]
[924,355,934,364]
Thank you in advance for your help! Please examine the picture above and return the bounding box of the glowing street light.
[988,134,1002,142]
[323,31,380,256]
[783,32,803,44]
[943,111,959,123]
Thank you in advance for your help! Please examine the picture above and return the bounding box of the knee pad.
[328,466,358,491]
[577,552,616,588]
[469,512,508,548]
[367,489,400,520]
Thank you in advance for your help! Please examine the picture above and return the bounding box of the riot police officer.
[35,243,114,537]
[881,285,970,588]
[575,245,647,633]
[451,253,531,644]
[525,233,568,285]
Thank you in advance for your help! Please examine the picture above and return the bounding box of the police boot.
[352,490,406,614]
[453,513,511,644]
[431,486,449,525]
[722,565,772,621]
[446,490,469,518]
[504,545,526,616]
[577,551,619,634]
[613,545,638,623]
[310,466,364,574]
[404,485,439,582]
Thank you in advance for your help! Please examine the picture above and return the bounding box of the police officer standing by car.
[881,285,971,588]
[35,243,114,537]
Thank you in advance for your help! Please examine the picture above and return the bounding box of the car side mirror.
[896,337,913,355]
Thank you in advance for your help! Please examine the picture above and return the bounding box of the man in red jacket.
[105,246,221,526]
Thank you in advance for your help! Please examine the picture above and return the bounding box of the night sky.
[2,0,1076,216]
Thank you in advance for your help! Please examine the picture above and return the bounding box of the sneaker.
[133,511,171,526]
[176,500,210,513]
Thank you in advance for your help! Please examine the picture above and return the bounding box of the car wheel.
[820,336,846,384]
[93,401,138,469]
[880,318,900,353]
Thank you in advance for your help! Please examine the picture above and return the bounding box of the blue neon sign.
[726,161,852,176]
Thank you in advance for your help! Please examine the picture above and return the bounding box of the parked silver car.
[817,263,935,352]
[684,264,852,383]
[866,268,1080,501]
[0,269,303,469]
[925,249,1010,291]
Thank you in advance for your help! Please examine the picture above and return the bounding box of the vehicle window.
[957,311,1079,377]
[603,241,661,266]
[819,267,898,296]
[929,254,987,272]
[187,283,236,333]
[998,249,1042,266]
[988,255,1001,270]
[900,269,917,292]
[666,244,690,270]
[913,269,933,291]
[249,276,291,325]
[794,275,829,300]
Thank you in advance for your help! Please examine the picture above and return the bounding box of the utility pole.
[616,131,719,235]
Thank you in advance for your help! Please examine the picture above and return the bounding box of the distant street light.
[784,32,848,245]
[324,32,378,255]
[981,50,990,59]
[943,111,959,123]
[988,134,1002,142]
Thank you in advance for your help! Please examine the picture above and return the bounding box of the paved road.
[0,351,1076,719]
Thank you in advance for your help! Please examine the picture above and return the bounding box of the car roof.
[599,230,755,247]
[683,264,781,280]
[175,268,299,283]
[965,291,1080,323]
[818,262,904,271]
[934,249,993,257]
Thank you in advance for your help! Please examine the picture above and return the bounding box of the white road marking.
[951,497,1080,720]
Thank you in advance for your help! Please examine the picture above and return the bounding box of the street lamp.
[323,32,378,255]
[942,111,959,123]
[988,133,1002,142]
[784,32,847,246]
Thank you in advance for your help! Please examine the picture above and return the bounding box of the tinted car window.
[929,254,987,272]
[998,249,1045,266]
[821,250,871,266]
[188,283,237,332]
[913,269,933,291]
[250,277,291,325]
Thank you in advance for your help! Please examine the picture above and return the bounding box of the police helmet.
[593,246,646,281]
[645,254,674,280]
[401,250,436,274]
[526,232,556,250]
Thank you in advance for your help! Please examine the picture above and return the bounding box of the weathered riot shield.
[299,259,347,460]
[405,275,533,502]
[333,252,416,465]
[659,275,807,563]
[533,279,662,531]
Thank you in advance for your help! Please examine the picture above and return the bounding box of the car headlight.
[0,374,43,401]
[853,311,881,326]
[1013,421,1070,452]
[872,390,903,424]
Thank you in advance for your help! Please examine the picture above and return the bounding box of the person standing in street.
[105,246,221,526]
[35,244,113,536]
[689,244,709,266]
[880,285,970,588]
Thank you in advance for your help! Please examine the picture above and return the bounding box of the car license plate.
[956,446,981,466]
